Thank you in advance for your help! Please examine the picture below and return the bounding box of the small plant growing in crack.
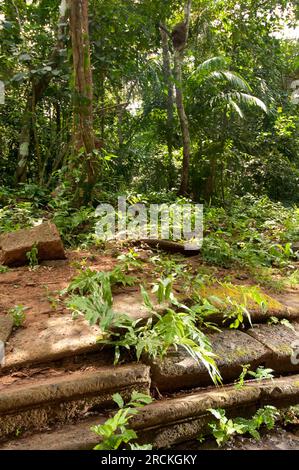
[9,305,28,327]
[91,391,153,450]
[267,316,295,331]
[235,364,274,389]
[0,265,9,273]
[26,244,39,270]
[207,405,279,446]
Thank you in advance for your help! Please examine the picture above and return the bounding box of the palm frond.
[229,100,245,118]
[229,92,268,113]
[207,71,251,91]
[209,91,268,116]
[195,56,228,73]
[189,56,228,81]
[222,71,252,92]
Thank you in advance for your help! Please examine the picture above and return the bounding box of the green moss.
[199,283,284,313]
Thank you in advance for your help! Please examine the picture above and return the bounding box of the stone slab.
[3,374,299,450]
[247,323,299,372]
[0,315,13,344]
[2,315,103,370]
[0,222,65,266]
[113,291,152,320]
[150,329,272,391]
[0,363,150,439]
[196,284,296,324]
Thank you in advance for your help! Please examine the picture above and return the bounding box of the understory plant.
[91,391,153,450]
[65,265,135,326]
[202,197,298,270]
[8,305,28,327]
[207,405,279,446]
[204,283,269,329]
[98,283,222,385]
[26,244,39,270]
[66,266,221,384]
[235,364,274,389]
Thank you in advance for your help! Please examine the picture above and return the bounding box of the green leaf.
[113,393,124,409]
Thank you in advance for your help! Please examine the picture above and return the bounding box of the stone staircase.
[1,292,299,450]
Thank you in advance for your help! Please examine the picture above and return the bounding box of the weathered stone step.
[247,322,299,373]
[2,374,299,450]
[1,315,103,372]
[0,363,150,440]
[196,284,299,324]
[150,324,299,392]
[0,292,157,372]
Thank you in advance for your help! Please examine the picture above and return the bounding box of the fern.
[92,391,153,450]
[99,295,222,385]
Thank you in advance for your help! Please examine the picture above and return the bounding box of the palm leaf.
[229,92,268,113]
[209,91,268,115]
[193,56,228,75]
[208,71,251,91]
[229,100,245,118]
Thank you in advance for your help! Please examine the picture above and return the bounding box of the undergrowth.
[207,405,280,446]
[92,391,153,450]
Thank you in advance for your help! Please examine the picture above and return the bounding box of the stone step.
[1,315,103,371]
[0,363,150,440]
[2,374,299,450]
[150,324,299,392]
[247,322,299,373]
[196,284,299,324]
[0,291,157,372]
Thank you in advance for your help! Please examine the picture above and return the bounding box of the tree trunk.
[173,0,192,196]
[159,24,175,189]
[69,0,97,203]
[203,155,217,202]
[174,50,191,196]
[16,0,69,183]
[16,92,32,183]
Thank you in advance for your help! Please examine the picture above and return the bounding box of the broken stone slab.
[0,315,13,344]
[2,290,163,371]
[149,329,272,391]
[0,315,13,368]
[275,292,299,316]
[113,290,162,321]
[0,222,66,266]
[247,323,299,373]
[3,374,299,450]
[0,363,150,439]
[134,239,200,256]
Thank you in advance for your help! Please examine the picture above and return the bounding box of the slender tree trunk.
[116,92,124,149]
[16,0,69,183]
[174,49,191,196]
[159,24,175,189]
[204,110,228,202]
[173,0,192,196]
[16,92,32,182]
[203,155,217,202]
[69,0,97,203]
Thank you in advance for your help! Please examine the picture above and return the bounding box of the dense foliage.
[0,0,298,204]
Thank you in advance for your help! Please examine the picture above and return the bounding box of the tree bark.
[159,24,175,189]
[69,0,97,202]
[173,0,192,196]
[16,0,69,183]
